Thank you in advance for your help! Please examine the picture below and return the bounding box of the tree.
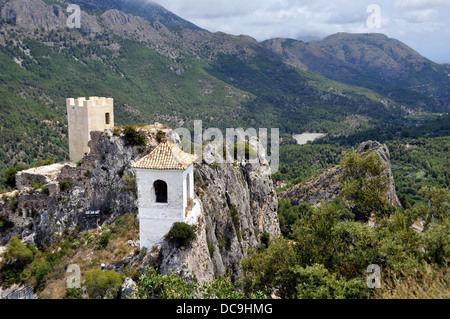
[422,222,449,265]
[240,237,298,298]
[123,126,146,146]
[133,267,196,299]
[6,236,33,266]
[65,288,83,299]
[340,151,390,221]
[418,187,449,225]
[294,264,366,299]
[133,267,262,299]
[85,269,123,299]
[97,232,112,249]
[3,164,29,189]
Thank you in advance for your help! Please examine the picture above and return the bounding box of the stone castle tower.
[66,97,114,162]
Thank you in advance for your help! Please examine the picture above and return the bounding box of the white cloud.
[151,0,450,62]
[403,9,440,23]
[394,0,450,10]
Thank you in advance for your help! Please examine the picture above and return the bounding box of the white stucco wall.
[182,164,194,209]
[135,164,195,249]
[139,218,182,250]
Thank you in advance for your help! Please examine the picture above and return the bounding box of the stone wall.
[66,97,114,162]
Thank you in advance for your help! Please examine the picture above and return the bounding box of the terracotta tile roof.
[132,139,195,170]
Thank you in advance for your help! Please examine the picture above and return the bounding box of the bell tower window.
[154,180,168,203]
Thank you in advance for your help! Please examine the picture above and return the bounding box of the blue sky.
[152,0,450,63]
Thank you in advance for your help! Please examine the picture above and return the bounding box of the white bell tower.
[132,137,199,250]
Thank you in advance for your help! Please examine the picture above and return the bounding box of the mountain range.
[0,0,448,188]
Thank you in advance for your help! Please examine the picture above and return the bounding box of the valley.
[0,0,448,301]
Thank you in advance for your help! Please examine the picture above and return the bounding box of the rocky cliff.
[0,126,156,246]
[280,141,402,209]
[0,0,261,61]
[159,140,279,283]
[0,126,279,283]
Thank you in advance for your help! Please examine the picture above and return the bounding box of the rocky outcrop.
[0,126,164,246]
[1,0,67,30]
[0,0,103,35]
[159,139,280,283]
[0,127,280,284]
[281,140,402,208]
[356,141,402,208]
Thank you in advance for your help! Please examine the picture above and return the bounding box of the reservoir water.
[292,133,326,145]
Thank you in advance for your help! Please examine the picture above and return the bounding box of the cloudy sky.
[152,0,450,63]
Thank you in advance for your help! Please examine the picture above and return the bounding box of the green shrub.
[294,264,366,299]
[229,205,241,239]
[71,241,81,249]
[121,174,137,198]
[123,125,146,146]
[0,264,23,286]
[340,151,390,221]
[65,288,83,299]
[41,186,50,196]
[133,267,263,299]
[113,127,121,137]
[260,231,270,247]
[5,236,33,265]
[156,130,165,142]
[0,215,14,231]
[233,142,257,161]
[165,222,196,247]
[97,232,112,249]
[32,178,45,190]
[207,239,215,257]
[34,260,53,286]
[85,269,123,299]
[3,164,29,189]
[59,179,71,191]
[9,196,18,211]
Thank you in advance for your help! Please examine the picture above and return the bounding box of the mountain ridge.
[0,0,447,190]
[263,33,450,112]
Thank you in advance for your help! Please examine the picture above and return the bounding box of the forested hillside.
[0,0,428,190]
[0,0,448,300]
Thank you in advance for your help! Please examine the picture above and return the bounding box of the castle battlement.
[67,97,113,108]
[66,96,114,162]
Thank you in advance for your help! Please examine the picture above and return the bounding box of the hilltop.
[264,33,450,111]
[2,0,448,189]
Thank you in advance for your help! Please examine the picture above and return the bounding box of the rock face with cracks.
[0,127,280,284]
[280,140,402,209]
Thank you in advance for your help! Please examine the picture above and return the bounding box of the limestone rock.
[281,140,402,208]
[159,139,280,283]
[0,126,162,245]
[120,278,137,299]
[1,127,280,286]
[0,0,66,30]
[15,163,70,189]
